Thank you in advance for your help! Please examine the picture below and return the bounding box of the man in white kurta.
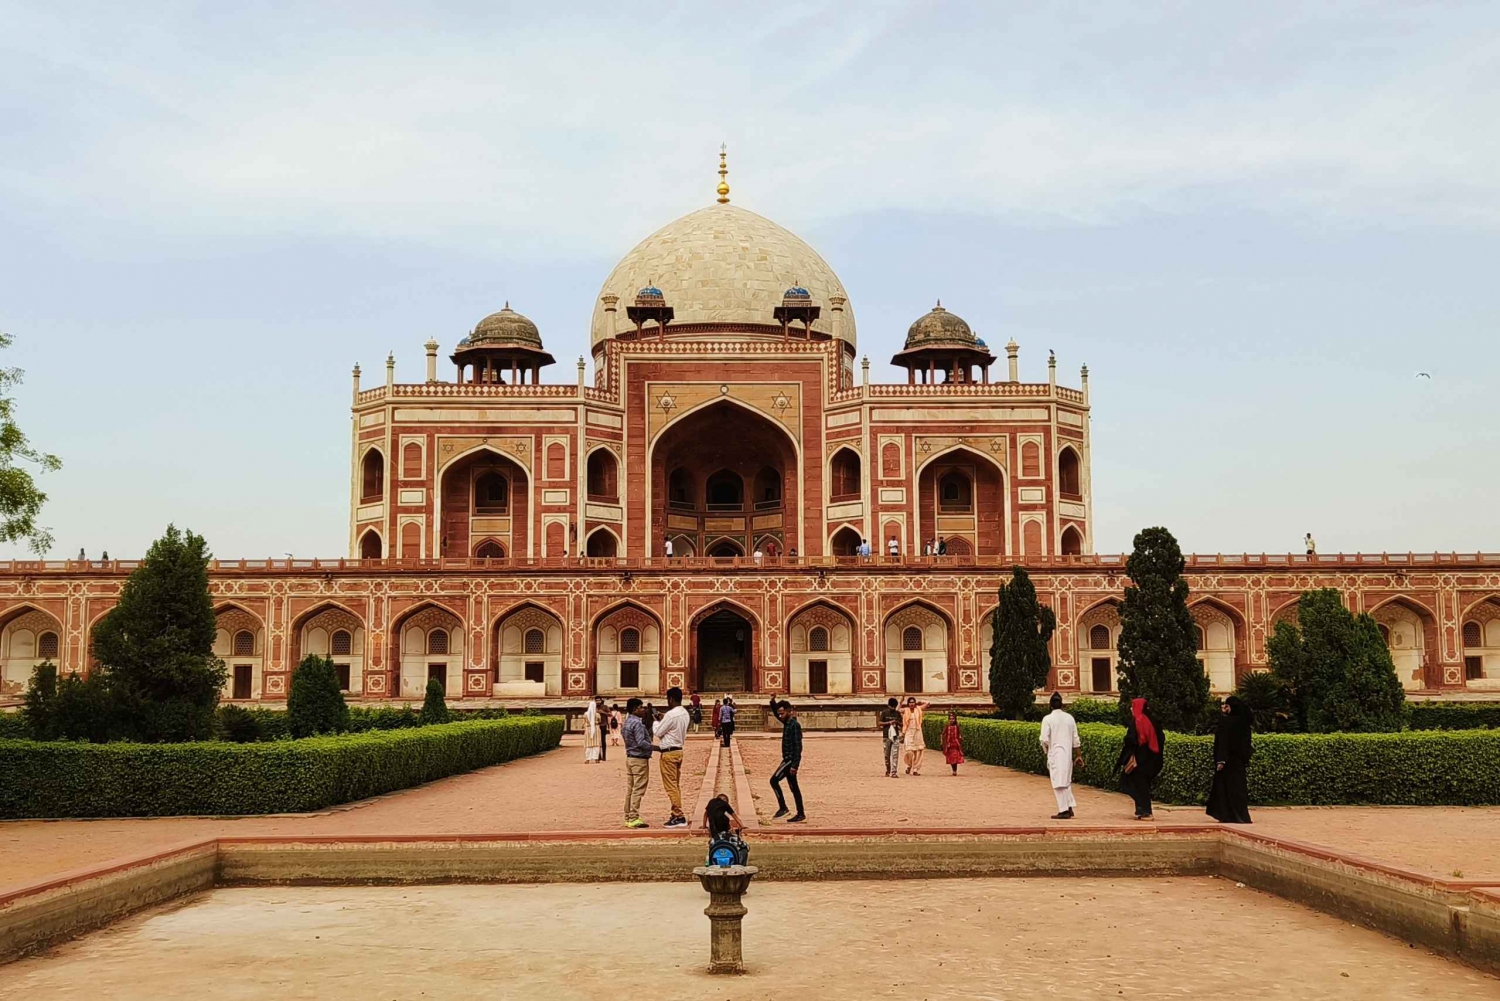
[1039,693,1082,819]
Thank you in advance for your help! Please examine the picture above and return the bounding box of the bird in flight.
[1415,372,1432,379]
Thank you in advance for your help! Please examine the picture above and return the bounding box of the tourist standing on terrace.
[1206,696,1254,824]
[1118,697,1164,821]
[770,700,806,822]
[900,697,930,775]
[1040,692,1082,819]
[941,710,965,775]
[622,698,654,828]
[876,697,903,777]
[583,698,602,764]
[654,686,691,828]
[719,696,737,747]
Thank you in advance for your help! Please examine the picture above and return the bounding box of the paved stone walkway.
[4,879,1494,998]
[4,733,1498,894]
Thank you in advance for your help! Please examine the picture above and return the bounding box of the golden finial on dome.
[716,143,730,204]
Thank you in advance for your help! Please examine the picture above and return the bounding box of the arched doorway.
[696,607,753,692]
[651,399,799,558]
[830,526,861,557]
[438,447,529,558]
[359,529,383,559]
[916,447,1005,556]
[585,529,619,558]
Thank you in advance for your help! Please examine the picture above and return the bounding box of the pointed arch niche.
[787,602,856,695]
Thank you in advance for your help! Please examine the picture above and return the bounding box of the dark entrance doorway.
[1091,657,1113,692]
[698,609,751,691]
[808,660,828,695]
[903,658,924,693]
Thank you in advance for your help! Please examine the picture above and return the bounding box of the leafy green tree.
[1267,588,1406,733]
[1116,526,1211,733]
[287,654,349,737]
[0,332,62,554]
[1232,669,1296,733]
[22,662,59,740]
[988,566,1057,719]
[420,676,450,725]
[91,525,226,742]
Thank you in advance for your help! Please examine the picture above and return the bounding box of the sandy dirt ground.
[3,878,1495,999]
[0,736,710,893]
[6,732,1500,894]
[734,733,1500,879]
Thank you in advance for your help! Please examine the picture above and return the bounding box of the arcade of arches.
[653,401,798,559]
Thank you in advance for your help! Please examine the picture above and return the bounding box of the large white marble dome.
[590,202,856,349]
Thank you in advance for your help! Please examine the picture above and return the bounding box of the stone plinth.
[692,864,758,974]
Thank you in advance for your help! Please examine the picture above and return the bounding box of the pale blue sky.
[1,2,1496,558]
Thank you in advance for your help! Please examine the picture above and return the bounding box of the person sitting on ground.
[703,793,749,866]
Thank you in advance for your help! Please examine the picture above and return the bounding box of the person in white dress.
[901,697,930,775]
[583,699,602,764]
[1039,691,1083,819]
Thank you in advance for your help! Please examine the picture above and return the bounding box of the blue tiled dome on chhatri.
[635,284,665,302]
[783,284,811,300]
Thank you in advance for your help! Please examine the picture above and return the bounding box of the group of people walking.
[1040,691,1255,823]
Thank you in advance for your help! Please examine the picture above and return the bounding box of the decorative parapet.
[2,551,1495,576]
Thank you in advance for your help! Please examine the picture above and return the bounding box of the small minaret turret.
[385,352,395,390]
[1006,339,1019,383]
[424,339,439,383]
[352,363,361,401]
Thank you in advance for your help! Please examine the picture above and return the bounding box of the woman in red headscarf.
[1116,697,1164,820]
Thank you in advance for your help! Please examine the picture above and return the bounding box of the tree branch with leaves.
[0,332,61,554]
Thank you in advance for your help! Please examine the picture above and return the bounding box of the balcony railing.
[5,552,1496,576]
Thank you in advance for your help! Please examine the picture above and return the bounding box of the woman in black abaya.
[1206,695,1254,823]
[1117,697,1164,820]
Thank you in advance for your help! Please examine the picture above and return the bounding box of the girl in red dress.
[942,710,965,775]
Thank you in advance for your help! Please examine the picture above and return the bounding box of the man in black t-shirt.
[770,700,805,822]
[876,697,903,778]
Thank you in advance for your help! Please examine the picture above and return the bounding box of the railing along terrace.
[357,380,1087,406]
[2,552,1497,575]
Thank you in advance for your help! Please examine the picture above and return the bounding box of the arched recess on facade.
[593,601,663,696]
[584,526,621,559]
[1059,525,1084,557]
[882,599,953,694]
[213,603,266,702]
[786,600,857,695]
[1458,595,1500,685]
[1058,445,1082,500]
[915,445,1006,557]
[647,396,802,559]
[1460,595,1500,686]
[690,597,761,693]
[1189,596,1246,693]
[1369,595,1441,691]
[390,601,467,700]
[586,445,619,503]
[0,604,64,698]
[436,443,531,560]
[358,528,383,559]
[493,601,566,696]
[829,525,862,558]
[473,538,506,560]
[360,446,385,502]
[1075,598,1122,695]
[291,601,366,696]
[829,446,861,503]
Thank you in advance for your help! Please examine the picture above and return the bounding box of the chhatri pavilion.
[1,153,1497,705]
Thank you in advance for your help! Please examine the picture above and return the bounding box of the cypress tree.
[420,676,450,725]
[1116,526,1210,733]
[989,566,1056,719]
[1267,588,1406,732]
[90,525,226,741]
[287,654,349,737]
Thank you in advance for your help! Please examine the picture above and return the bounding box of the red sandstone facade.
[2,177,1497,703]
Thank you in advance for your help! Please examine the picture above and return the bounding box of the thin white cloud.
[3,3,1496,252]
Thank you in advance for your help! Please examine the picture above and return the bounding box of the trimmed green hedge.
[925,715,1500,806]
[0,716,563,819]
[1406,702,1500,731]
[0,711,27,740]
[218,704,519,741]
